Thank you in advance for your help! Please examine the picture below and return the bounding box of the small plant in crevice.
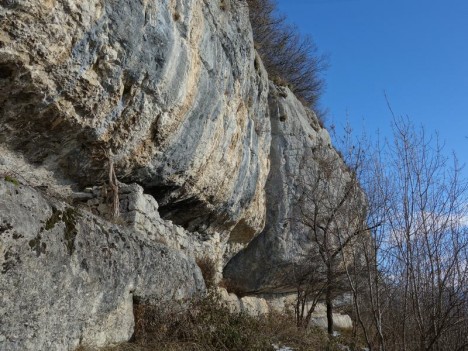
[195,256,217,289]
[218,278,247,298]
[107,157,120,219]
[3,174,19,186]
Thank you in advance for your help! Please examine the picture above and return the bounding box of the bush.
[77,292,343,351]
[195,256,217,289]
[126,293,278,351]
[246,0,327,112]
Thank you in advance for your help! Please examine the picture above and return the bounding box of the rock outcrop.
[0,179,205,350]
[0,0,363,348]
[0,0,270,236]
[223,84,357,293]
[218,288,353,330]
[87,182,223,260]
[87,181,226,276]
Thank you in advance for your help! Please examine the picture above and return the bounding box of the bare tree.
[382,119,468,351]
[347,118,468,351]
[289,254,328,329]
[332,129,390,350]
[291,142,369,335]
[245,0,327,111]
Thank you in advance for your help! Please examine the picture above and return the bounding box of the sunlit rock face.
[0,180,205,350]
[0,0,271,236]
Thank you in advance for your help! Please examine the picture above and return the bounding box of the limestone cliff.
[0,0,362,349]
[0,0,270,237]
[223,84,351,293]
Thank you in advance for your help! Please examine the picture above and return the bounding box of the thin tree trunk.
[326,285,333,335]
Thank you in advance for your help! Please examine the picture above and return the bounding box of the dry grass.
[76,292,348,351]
[217,278,247,298]
[195,256,217,289]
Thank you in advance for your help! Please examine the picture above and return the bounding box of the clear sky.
[275,0,468,172]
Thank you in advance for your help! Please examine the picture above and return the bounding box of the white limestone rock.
[239,296,270,316]
[0,180,205,350]
[0,0,271,237]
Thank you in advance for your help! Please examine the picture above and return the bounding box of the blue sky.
[276,0,468,172]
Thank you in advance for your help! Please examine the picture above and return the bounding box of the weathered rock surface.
[86,182,226,275]
[87,182,222,258]
[311,312,353,330]
[0,0,271,236]
[0,0,364,345]
[223,84,356,293]
[218,288,352,328]
[217,287,269,316]
[0,179,205,350]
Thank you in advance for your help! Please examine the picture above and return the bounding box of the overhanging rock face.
[0,180,205,350]
[0,0,270,236]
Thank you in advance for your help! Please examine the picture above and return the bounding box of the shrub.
[76,292,342,351]
[131,292,276,351]
[246,0,327,112]
[218,278,247,297]
[195,256,217,289]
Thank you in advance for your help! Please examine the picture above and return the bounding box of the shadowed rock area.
[223,84,357,293]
